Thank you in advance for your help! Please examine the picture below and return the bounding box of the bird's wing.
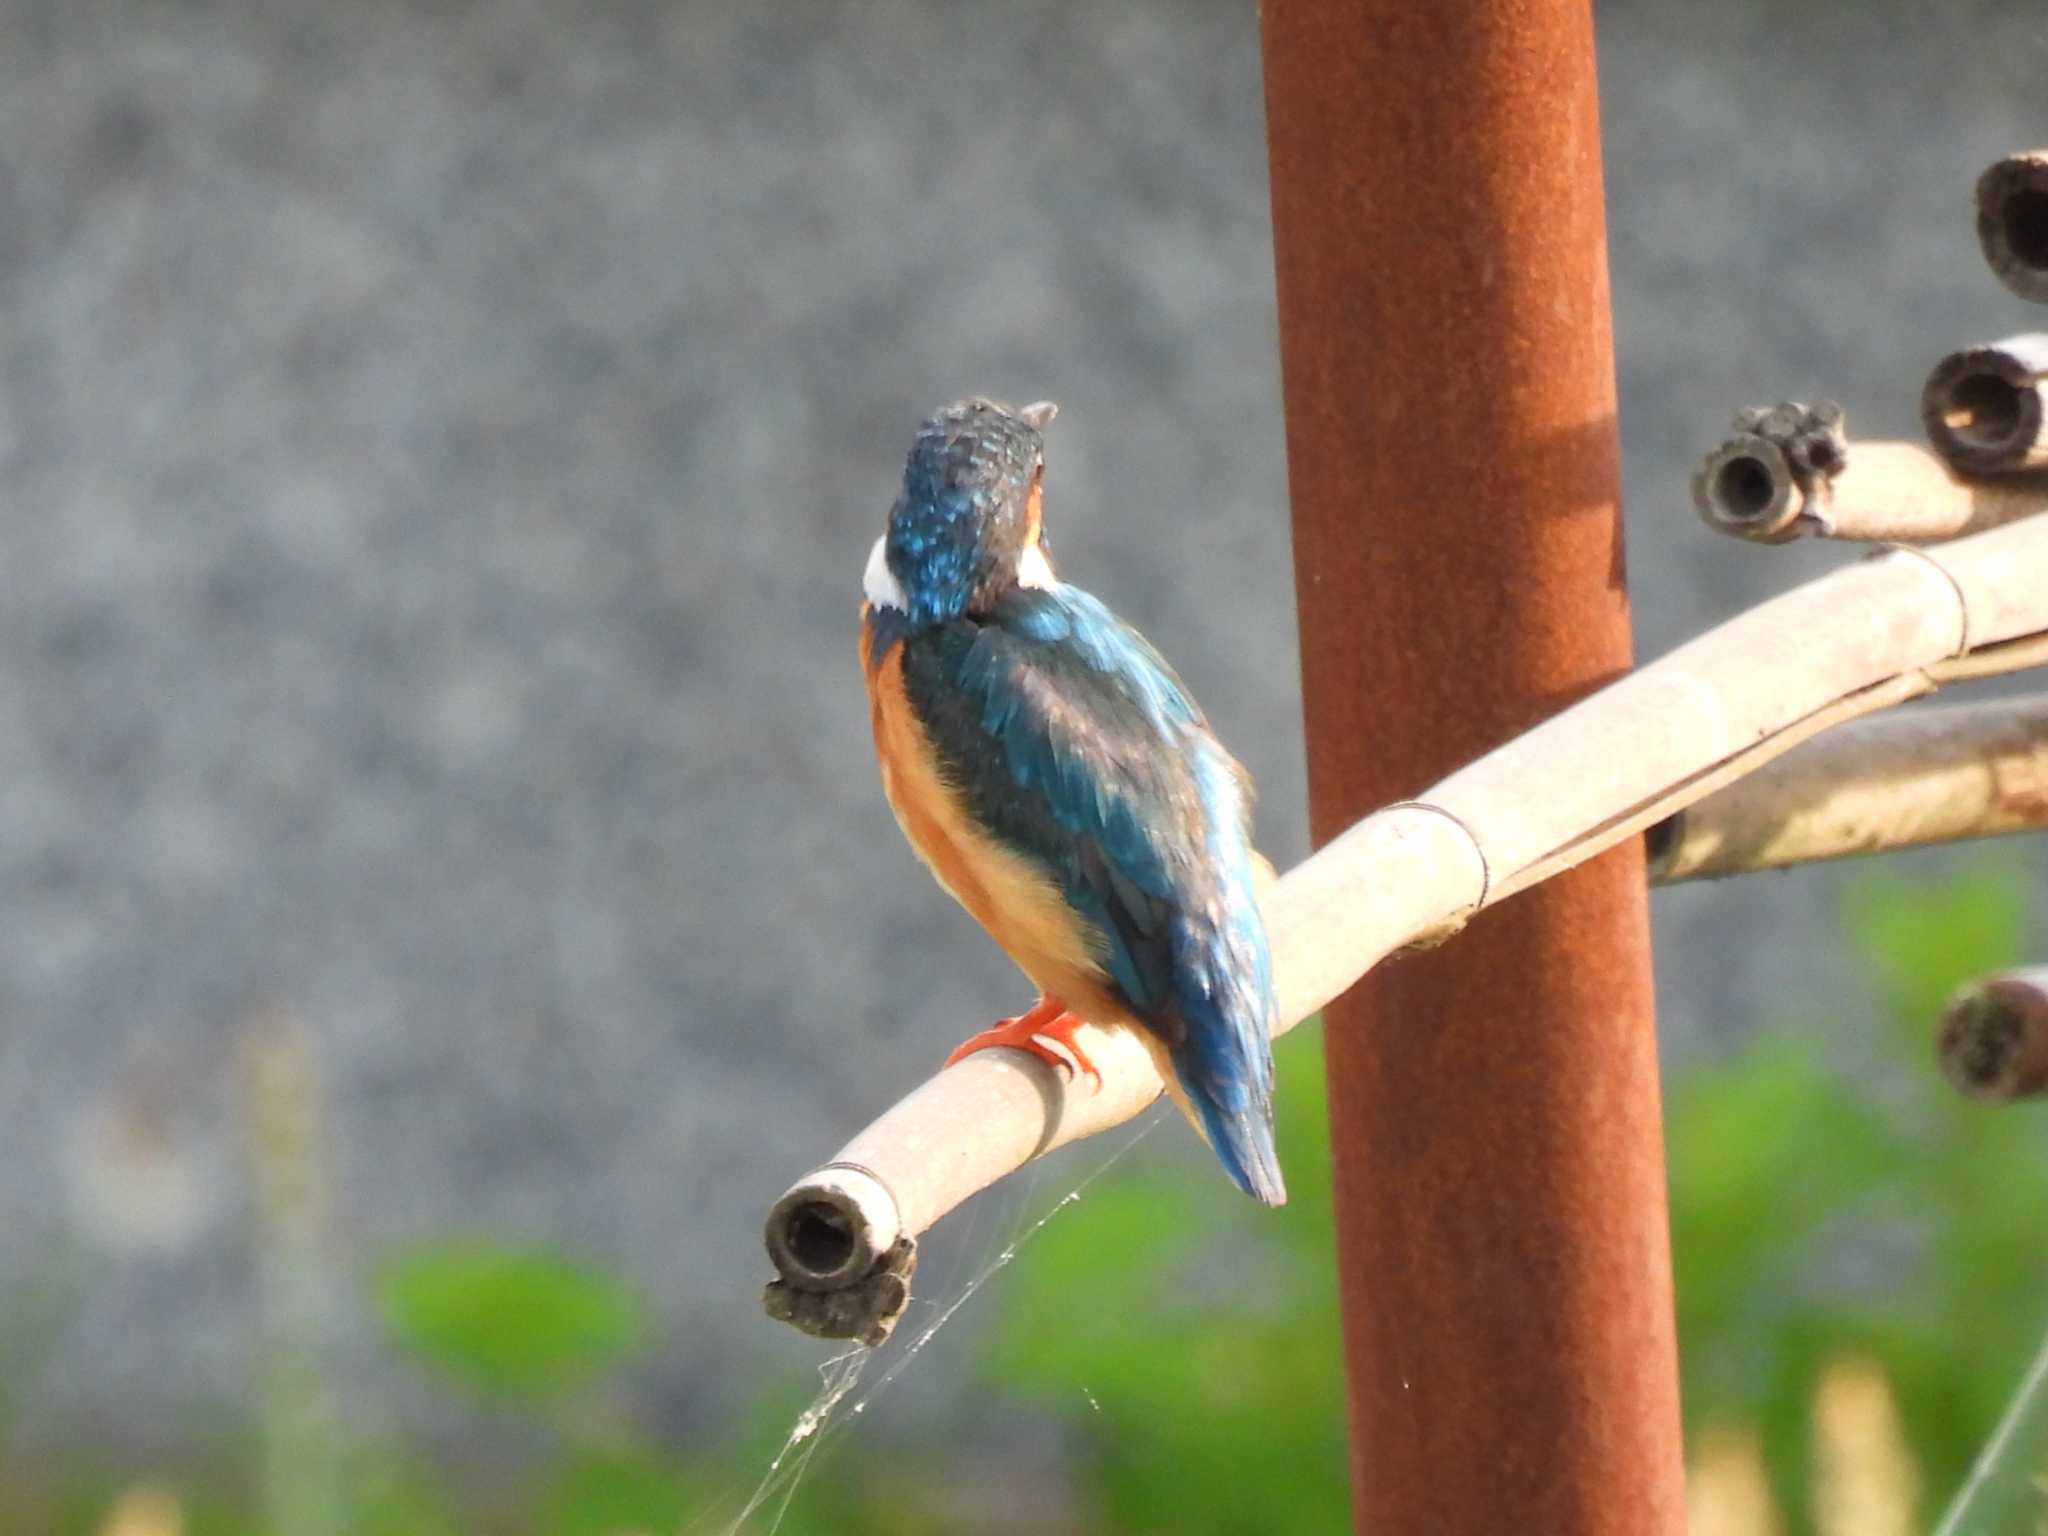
[895,581,1285,1203]
[896,583,1273,1042]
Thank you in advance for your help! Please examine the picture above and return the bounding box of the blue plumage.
[866,398,1285,1206]
[884,405,1044,628]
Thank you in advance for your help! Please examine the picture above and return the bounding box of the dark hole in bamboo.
[1943,373,2027,455]
[2003,188,2048,273]
[1942,990,2023,1094]
[1978,156,2048,303]
[1641,811,1681,874]
[1938,973,2048,1103]
[1922,341,2048,474]
[786,1201,856,1277]
[1712,456,1775,522]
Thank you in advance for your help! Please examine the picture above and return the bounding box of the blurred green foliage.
[979,1029,1349,1534]
[1672,861,2047,1534]
[4,861,2042,1535]
[374,1241,650,1401]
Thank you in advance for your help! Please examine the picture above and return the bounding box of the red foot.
[943,994,1102,1090]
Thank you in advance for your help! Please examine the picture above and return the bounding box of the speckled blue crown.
[885,398,1048,624]
[903,397,1043,510]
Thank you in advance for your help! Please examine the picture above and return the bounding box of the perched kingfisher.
[859,397,1285,1206]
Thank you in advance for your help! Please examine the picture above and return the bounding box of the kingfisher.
[858,397,1285,1206]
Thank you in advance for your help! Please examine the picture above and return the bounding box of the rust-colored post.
[1259,3,1685,1532]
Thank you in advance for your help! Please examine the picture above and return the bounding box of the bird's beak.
[1019,400,1059,431]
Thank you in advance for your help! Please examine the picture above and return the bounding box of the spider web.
[1933,1319,2048,1536]
[698,1110,1164,1536]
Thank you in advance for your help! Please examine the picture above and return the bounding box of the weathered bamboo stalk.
[1921,337,2048,475]
[1938,967,2048,1102]
[1649,695,2048,881]
[763,509,2048,1341]
[1696,425,2048,544]
[1977,150,2048,305]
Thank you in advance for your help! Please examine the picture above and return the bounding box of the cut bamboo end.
[1695,417,2048,544]
[1695,432,1803,541]
[1693,402,1845,542]
[1937,968,2048,1102]
[1977,151,2048,305]
[764,1163,902,1292]
[1921,337,2048,475]
[761,1163,917,1347]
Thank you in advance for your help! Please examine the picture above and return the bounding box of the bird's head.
[866,397,1059,626]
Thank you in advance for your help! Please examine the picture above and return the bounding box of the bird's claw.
[944,995,1103,1091]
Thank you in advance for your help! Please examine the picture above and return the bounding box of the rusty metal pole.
[1259,3,1685,1532]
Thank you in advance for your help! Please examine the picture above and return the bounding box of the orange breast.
[860,606,1116,1015]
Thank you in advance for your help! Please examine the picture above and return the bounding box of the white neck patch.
[863,535,907,612]
[866,532,1056,611]
[1016,540,1056,590]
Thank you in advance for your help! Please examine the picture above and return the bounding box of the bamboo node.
[1880,544,1973,656]
[1378,798,1493,914]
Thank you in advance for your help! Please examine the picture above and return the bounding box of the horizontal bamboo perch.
[762,488,2048,1342]
[1977,150,2048,305]
[1938,968,2048,1102]
[1693,407,2048,543]
[1921,336,2048,476]
[1647,694,2048,881]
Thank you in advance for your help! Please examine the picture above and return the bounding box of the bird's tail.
[1183,1064,1287,1207]
[1166,751,1286,1204]
[1155,967,1286,1206]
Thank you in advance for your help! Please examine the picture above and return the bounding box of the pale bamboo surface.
[763,509,2048,1324]
[1650,695,2048,881]
[1696,434,2048,544]
[1938,967,2048,1102]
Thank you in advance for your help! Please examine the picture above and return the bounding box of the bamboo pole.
[1695,425,2048,544]
[763,509,2048,1347]
[1650,695,2048,881]
[1937,968,2048,1102]
[1921,337,2048,476]
[1977,150,2048,305]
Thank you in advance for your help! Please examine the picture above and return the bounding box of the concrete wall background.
[0,0,2040,1462]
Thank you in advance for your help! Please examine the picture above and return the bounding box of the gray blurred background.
[0,0,2042,1478]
